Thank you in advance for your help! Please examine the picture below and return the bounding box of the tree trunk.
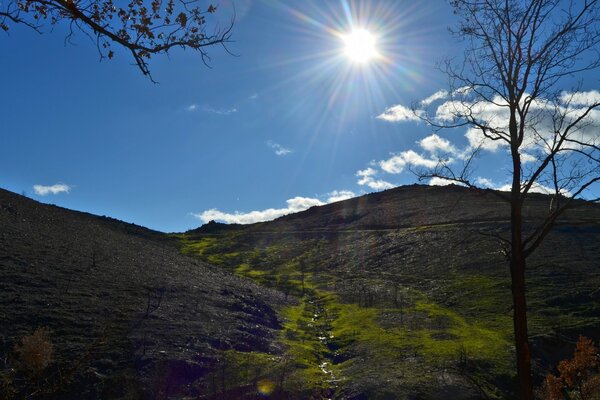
[509,107,534,399]
[510,242,533,400]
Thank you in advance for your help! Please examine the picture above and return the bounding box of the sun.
[342,28,379,64]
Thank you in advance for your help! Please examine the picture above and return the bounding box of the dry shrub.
[538,336,600,400]
[14,327,53,376]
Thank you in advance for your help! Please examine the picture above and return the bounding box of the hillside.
[0,188,288,399]
[1,185,600,399]
[181,185,600,399]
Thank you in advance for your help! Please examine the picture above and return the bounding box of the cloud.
[379,90,600,158]
[203,106,238,115]
[267,140,292,156]
[186,104,197,112]
[379,150,440,174]
[421,90,448,106]
[520,152,538,163]
[475,177,571,195]
[356,168,395,190]
[560,90,600,106]
[193,190,356,225]
[249,93,259,100]
[327,190,356,202]
[475,177,495,188]
[33,183,71,196]
[376,104,422,122]
[419,134,458,155]
[429,177,462,186]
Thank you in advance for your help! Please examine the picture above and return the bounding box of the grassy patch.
[178,233,517,397]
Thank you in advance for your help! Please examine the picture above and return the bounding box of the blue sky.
[2,0,599,232]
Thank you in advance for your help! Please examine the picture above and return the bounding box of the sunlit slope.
[181,184,600,399]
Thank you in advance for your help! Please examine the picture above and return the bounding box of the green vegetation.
[176,210,600,399]
[177,231,518,398]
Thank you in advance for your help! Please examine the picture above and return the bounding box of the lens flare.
[257,378,275,395]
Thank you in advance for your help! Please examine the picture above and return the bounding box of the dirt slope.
[0,188,288,398]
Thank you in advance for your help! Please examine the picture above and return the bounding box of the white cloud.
[33,183,71,196]
[249,93,259,100]
[204,106,238,115]
[428,177,462,186]
[356,168,395,190]
[379,150,439,174]
[475,177,571,195]
[464,127,505,152]
[520,152,538,163]
[475,177,495,188]
[421,90,448,106]
[453,86,473,96]
[560,90,600,106]
[419,134,458,155]
[186,104,197,112]
[192,190,356,225]
[327,190,356,202]
[379,89,600,157]
[376,104,422,122]
[267,140,292,156]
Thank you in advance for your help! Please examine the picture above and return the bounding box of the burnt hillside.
[0,188,288,399]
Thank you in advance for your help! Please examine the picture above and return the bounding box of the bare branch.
[1,0,234,80]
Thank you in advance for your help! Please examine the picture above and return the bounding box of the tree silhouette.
[1,0,232,81]
[415,1,600,398]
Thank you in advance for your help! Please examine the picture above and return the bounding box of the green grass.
[176,233,520,397]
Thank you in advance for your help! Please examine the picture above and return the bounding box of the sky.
[2,0,599,232]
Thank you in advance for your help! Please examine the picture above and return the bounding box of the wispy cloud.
[192,190,356,224]
[204,106,238,115]
[326,190,356,203]
[33,183,71,196]
[420,90,448,106]
[376,104,422,122]
[267,140,292,156]
[186,104,197,112]
[249,93,259,100]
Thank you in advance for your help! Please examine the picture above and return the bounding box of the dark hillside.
[0,188,288,399]
[223,185,599,232]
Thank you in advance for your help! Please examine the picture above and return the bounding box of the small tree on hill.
[1,0,232,81]
[413,1,600,398]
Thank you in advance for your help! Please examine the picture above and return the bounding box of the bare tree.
[415,1,600,398]
[1,0,233,81]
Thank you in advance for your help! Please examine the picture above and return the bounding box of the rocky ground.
[0,188,288,399]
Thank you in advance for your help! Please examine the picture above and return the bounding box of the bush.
[14,327,53,376]
[538,336,600,400]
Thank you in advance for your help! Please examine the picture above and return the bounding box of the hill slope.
[182,185,600,399]
[0,188,288,399]
[2,185,599,399]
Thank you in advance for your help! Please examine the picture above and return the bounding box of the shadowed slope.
[0,188,288,398]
